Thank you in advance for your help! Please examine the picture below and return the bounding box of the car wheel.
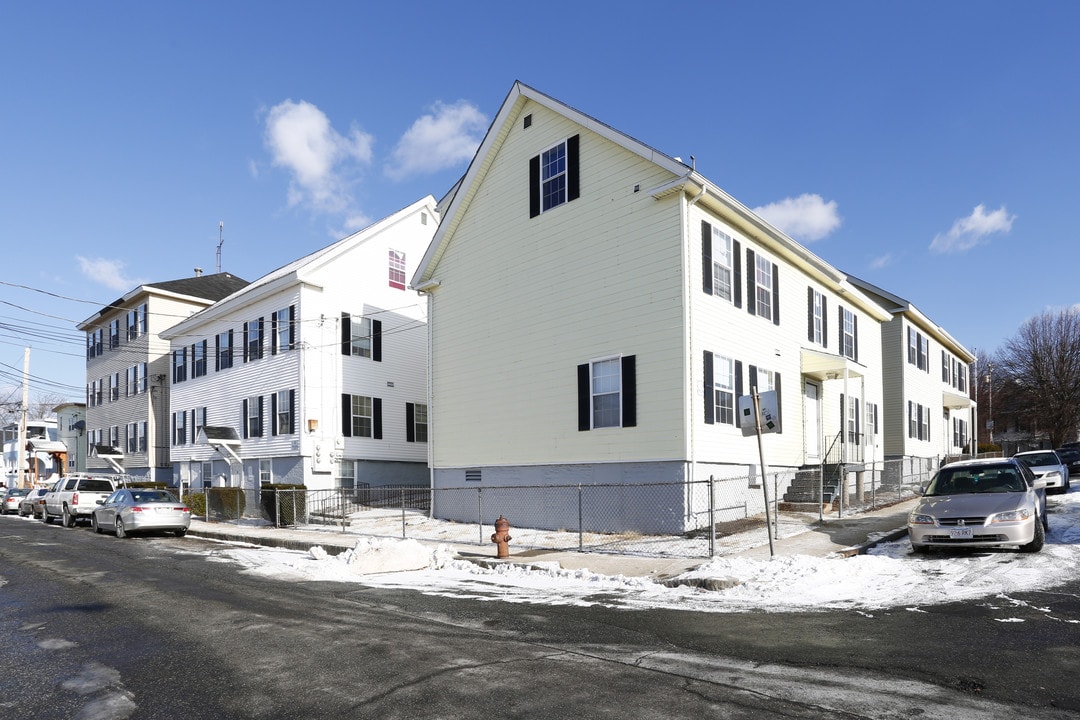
[18,506,27,517]
[115,518,126,539]
[175,528,187,538]
[62,506,76,528]
[92,515,103,534]
[1021,518,1045,553]
[41,509,52,524]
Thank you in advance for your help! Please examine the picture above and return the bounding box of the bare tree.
[995,308,1080,448]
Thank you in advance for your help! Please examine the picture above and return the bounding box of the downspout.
[686,182,707,493]
[413,279,440,517]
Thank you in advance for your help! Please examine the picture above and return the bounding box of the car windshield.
[129,490,177,503]
[1017,452,1058,466]
[925,466,1027,496]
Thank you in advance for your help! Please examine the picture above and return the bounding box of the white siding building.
[846,276,976,472]
[162,197,438,495]
[412,83,893,533]
[77,273,250,482]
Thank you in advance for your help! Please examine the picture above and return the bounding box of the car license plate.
[949,527,973,539]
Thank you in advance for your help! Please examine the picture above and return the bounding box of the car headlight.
[990,508,1032,523]
[1045,471,1062,482]
[909,513,936,525]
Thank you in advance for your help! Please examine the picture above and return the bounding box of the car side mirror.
[1032,477,1048,490]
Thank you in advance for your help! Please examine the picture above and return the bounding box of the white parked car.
[91,488,191,538]
[1014,450,1070,494]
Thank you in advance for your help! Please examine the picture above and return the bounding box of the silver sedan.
[908,458,1047,554]
[91,488,191,538]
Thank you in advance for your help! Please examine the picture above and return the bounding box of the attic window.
[523,114,532,129]
[528,135,580,218]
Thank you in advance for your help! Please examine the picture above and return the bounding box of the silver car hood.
[913,493,1033,518]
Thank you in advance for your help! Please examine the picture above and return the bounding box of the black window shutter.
[853,314,859,363]
[258,318,264,358]
[577,364,590,431]
[271,313,278,355]
[807,287,814,342]
[289,389,296,434]
[621,355,636,428]
[242,399,248,439]
[746,248,756,316]
[703,351,714,425]
[567,134,580,202]
[341,313,351,355]
[822,296,828,348]
[243,321,250,362]
[406,403,416,442]
[733,240,742,309]
[289,305,296,350]
[271,393,278,436]
[774,372,783,434]
[772,263,780,325]
[734,360,743,412]
[529,155,541,218]
[373,398,383,439]
[215,333,221,371]
[257,396,264,437]
[372,319,382,362]
[873,403,879,434]
[341,394,352,437]
[749,365,758,392]
[838,306,845,353]
[841,394,846,437]
[702,221,713,295]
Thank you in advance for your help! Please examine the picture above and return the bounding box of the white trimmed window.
[540,140,568,212]
[259,459,272,484]
[591,358,622,428]
[388,250,406,290]
[350,316,372,358]
[713,355,735,424]
[841,308,857,360]
[711,227,733,301]
[811,290,824,345]
[755,254,774,320]
[350,395,374,438]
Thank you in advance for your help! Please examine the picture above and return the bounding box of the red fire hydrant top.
[490,515,512,559]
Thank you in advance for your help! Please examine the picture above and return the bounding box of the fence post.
[274,490,280,528]
[477,487,483,546]
[341,490,346,534]
[401,487,406,539]
[578,485,584,552]
[708,475,715,558]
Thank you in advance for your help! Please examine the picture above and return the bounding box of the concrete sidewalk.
[187,497,918,582]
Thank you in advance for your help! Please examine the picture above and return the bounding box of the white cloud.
[385,100,488,181]
[870,253,893,270]
[76,257,145,291]
[930,204,1015,254]
[752,194,841,242]
[263,99,373,215]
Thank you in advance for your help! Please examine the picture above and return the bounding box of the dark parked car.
[1056,447,1080,484]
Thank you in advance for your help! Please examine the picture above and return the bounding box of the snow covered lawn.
[203,490,1080,614]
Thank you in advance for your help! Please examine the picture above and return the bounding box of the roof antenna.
[216,221,224,273]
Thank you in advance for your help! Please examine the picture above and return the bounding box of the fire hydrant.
[491,515,512,559]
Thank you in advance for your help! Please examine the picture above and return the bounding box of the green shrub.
[207,487,246,519]
[183,492,206,517]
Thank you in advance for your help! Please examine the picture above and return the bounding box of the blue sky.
[1,1,1077,406]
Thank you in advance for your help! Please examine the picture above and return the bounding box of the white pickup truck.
[42,475,118,527]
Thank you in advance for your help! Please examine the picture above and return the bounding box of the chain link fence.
[191,456,943,559]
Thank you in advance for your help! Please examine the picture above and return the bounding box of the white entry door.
[804,381,822,463]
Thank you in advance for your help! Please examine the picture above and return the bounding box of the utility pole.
[16,347,29,488]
